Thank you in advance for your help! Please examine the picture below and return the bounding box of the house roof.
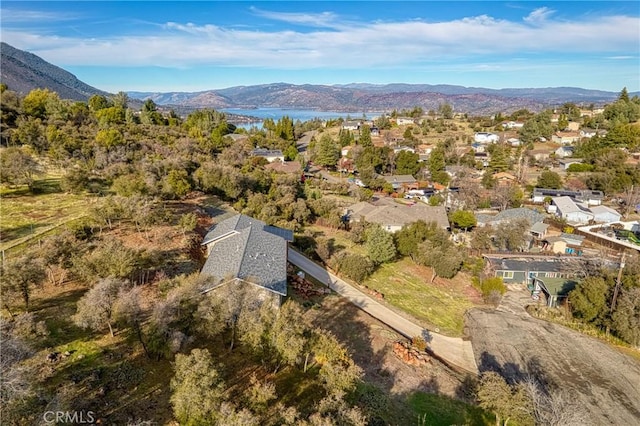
[535,277,580,297]
[534,188,580,198]
[553,196,582,214]
[487,257,570,273]
[251,148,283,157]
[347,200,449,229]
[555,131,580,138]
[590,205,621,217]
[560,233,585,246]
[476,208,545,226]
[200,214,292,296]
[493,172,517,180]
[202,214,293,245]
[555,146,574,153]
[224,134,249,142]
[579,190,604,200]
[380,175,417,184]
[558,158,583,165]
[265,161,302,174]
[530,221,549,234]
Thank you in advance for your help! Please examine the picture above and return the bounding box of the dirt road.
[466,286,640,425]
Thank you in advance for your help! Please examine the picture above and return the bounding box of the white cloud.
[0,8,80,22]
[1,11,638,70]
[524,7,555,25]
[249,7,345,29]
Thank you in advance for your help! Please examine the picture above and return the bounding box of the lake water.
[222,107,381,129]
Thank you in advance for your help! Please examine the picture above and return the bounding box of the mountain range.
[0,42,632,115]
[128,82,629,115]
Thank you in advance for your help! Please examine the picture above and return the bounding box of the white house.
[502,121,525,129]
[558,158,584,170]
[508,138,522,147]
[552,196,594,225]
[396,117,415,125]
[551,131,581,145]
[474,132,500,144]
[554,146,575,159]
[342,121,360,131]
[580,190,604,206]
[393,146,416,154]
[590,205,621,223]
[578,128,609,138]
[251,148,285,163]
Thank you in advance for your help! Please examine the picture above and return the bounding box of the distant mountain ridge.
[130,83,630,115]
[0,42,108,100]
[0,43,631,115]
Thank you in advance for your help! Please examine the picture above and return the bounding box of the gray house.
[486,257,575,285]
[200,214,294,306]
[531,277,579,307]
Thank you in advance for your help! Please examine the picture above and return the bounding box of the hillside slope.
[0,42,108,100]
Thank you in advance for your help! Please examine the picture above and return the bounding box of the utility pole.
[610,251,626,312]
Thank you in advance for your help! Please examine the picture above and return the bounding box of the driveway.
[288,248,478,374]
[467,287,640,425]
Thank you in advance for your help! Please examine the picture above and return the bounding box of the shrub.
[480,277,506,303]
[335,254,374,283]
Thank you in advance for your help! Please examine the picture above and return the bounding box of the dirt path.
[466,286,640,425]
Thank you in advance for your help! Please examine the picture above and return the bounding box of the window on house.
[503,271,514,279]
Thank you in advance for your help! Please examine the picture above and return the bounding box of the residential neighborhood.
[2,76,640,424]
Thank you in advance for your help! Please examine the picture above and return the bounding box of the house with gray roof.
[251,148,285,163]
[200,214,293,306]
[485,256,577,285]
[476,207,549,241]
[551,196,594,225]
[476,207,545,228]
[346,199,449,233]
[379,174,418,191]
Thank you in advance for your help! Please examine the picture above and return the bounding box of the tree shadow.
[477,350,553,388]
[13,284,174,425]
[0,222,48,243]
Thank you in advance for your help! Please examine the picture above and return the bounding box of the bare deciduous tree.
[523,377,588,426]
[73,277,128,336]
[0,256,46,313]
[0,319,33,412]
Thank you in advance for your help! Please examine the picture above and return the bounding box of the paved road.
[288,248,479,374]
[296,130,316,155]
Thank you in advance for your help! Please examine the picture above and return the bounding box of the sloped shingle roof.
[347,201,449,229]
[477,208,545,226]
[200,214,293,296]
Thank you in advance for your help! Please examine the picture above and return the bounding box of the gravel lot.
[466,286,640,425]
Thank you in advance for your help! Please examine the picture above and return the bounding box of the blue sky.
[2,1,639,93]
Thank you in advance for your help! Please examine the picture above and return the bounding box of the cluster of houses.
[210,112,635,311]
[530,188,623,226]
[198,208,588,312]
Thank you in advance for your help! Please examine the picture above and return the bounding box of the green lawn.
[363,259,477,337]
[0,178,94,252]
[409,392,494,426]
[305,224,480,337]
